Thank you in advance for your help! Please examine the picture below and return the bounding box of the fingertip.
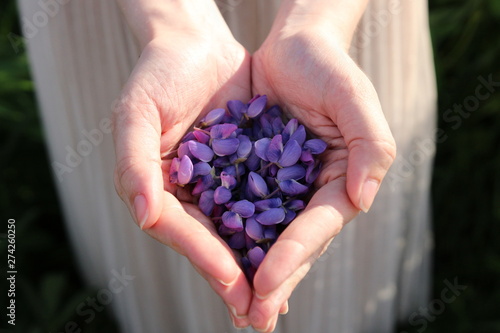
[358,178,380,213]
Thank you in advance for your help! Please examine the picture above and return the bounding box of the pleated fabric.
[18,0,436,332]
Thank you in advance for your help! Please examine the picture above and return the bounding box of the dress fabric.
[18,0,436,332]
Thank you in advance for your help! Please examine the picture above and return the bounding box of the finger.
[252,177,358,299]
[112,90,164,230]
[145,191,253,320]
[326,59,397,212]
[249,258,311,332]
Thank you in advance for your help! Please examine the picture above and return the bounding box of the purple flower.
[304,139,328,154]
[247,95,267,118]
[199,190,215,216]
[222,211,243,231]
[278,139,302,167]
[247,246,266,268]
[200,108,226,127]
[227,100,246,121]
[231,200,255,218]
[214,186,232,205]
[256,208,286,225]
[278,179,309,196]
[254,198,282,211]
[245,216,264,241]
[212,138,239,156]
[177,155,194,185]
[277,165,306,181]
[248,172,269,198]
[228,231,246,249]
[210,123,238,139]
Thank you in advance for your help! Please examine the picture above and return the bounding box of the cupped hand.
[248,26,397,331]
[112,31,253,328]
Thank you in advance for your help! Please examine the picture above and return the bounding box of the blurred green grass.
[0,0,499,332]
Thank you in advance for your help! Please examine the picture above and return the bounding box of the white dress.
[18,0,436,332]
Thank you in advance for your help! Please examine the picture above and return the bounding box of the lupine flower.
[169,95,327,284]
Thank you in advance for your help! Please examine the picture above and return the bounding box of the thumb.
[331,67,397,213]
[112,94,164,229]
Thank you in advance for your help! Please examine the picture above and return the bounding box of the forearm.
[115,0,232,48]
[272,0,369,48]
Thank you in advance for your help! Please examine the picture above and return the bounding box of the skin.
[112,0,396,332]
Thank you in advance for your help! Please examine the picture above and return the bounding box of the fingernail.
[279,301,289,315]
[228,304,247,319]
[359,179,380,213]
[256,318,274,333]
[254,291,270,300]
[134,194,149,229]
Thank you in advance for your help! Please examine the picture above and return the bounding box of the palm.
[113,33,253,326]
[245,30,395,330]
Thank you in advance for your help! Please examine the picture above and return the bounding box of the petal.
[277,165,306,181]
[237,135,252,159]
[220,171,237,189]
[227,100,246,121]
[177,155,194,185]
[268,164,279,177]
[181,131,196,143]
[286,199,305,211]
[254,138,271,161]
[199,190,215,216]
[263,225,277,240]
[210,123,238,139]
[231,200,255,218]
[213,156,230,168]
[278,179,309,196]
[248,171,269,198]
[214,186,232,205]
[267,134,283,163]
[193,130,210,144]
[246,233,257,250]
[191,174,214,196]
[306,161,322,184]
[241,257,256,284]
[212,138,240,156]
[247,246,266,269]
[177,142,192,159]
[300,150,314,165]
[247,95,267,118]
[282,118,298,144]
[228,231,246,249]
[244,149,261,171]
[272,117,285,136]
[259,114,274,138]
[245,216,264,240]
[222,211,243,231]
[200,108,226,127]
[193,162,212,177]
[304,139,328,154]
[254,198,283,211]
[278,139,302,167]
[169,157,180,183]
[266,105,283,118]
[289,124,306,146]
[218,223,235,236]
[282,209,296,225]
[256,208,286,225]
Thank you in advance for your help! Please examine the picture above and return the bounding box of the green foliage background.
[0,0,499,332]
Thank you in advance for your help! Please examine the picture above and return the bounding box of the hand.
[112,28,253,327]
[247,25,396,331]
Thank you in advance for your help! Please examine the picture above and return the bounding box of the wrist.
[116,0,233,48]
[269,0,369,50]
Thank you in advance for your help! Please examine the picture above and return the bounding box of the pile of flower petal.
[170,95,327,283]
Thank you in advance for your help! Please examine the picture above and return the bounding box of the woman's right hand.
[112,2,253,327]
